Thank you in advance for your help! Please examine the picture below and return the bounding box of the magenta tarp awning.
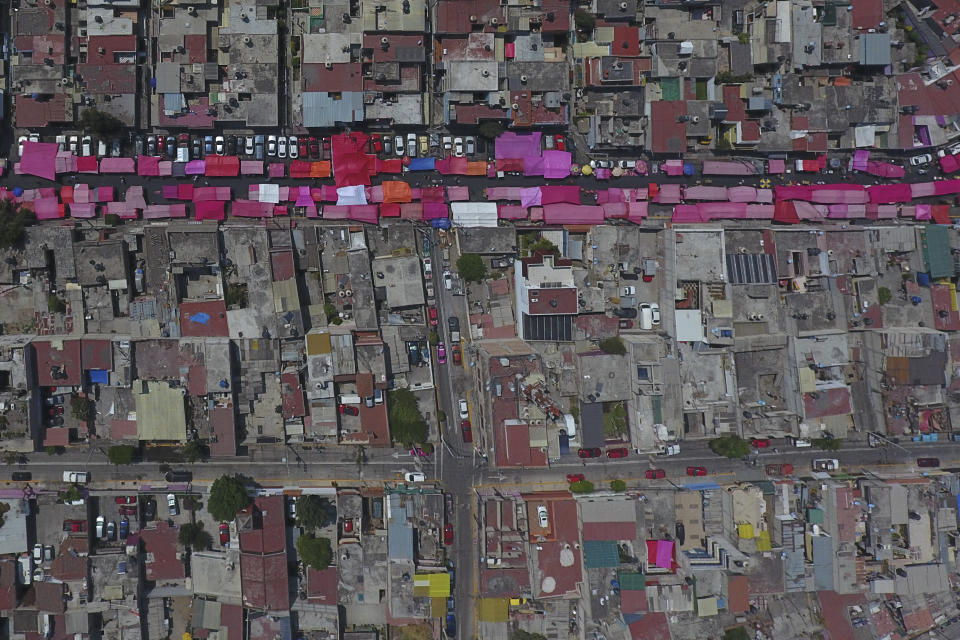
[420,187,445,203]
[77,155,99,174]
[99,157,135,173]
[683,186,728,201]
[125,186,146,208]
[866,204,898,219]
[194,200,225,221]
[161,185,178,199]
[867,183,912,203]
[727,186,757,202]
[910,181,937,198]
[542,150,572,179]
[95,186,114,202]
[520,187,542,208]
[654,540,674,570]
[597,189,626,204]
[321,205,348,220]
[672,205,702,223]
[662,159,684,176]
[34,198,62,220]
[864,161,906,178]
[347,205,378,224]
[626,202,648,223]
[702,160,757,176]
[775,185,812,201]
[295,187,314,207]
[380,203,401,217]
[495,132,542,159]
[158,161,173,176]
[852,150,870,170]
[447,157,469,175]
[808,187,868,204]
[446,186,470,201]
[654,183,682,204]
[241,160,264,175]
[934,179,960,195]
[542,203,604,225]
[486,187,525,201]
[916,204,932,220]
[232,200,274,218]
[499,205,528,220]
[399,203,423,220]
[177,184,194,200]
[69,202,97,219]
[540,186,580,205]
[523,155,545,177]
[185,160,206,175]
[317,185,338,201]
[767,159,786,174]
[700,202,747,219]
[144,204,187,219]
[55,151,76,174]
[602,203,628,219]
[106,201,138,219]
[827,204,866,218]
[138,155,160,176]
[20,142,59,181]
[940,155,960,173]
[745,204,775,219]
[423,203,448,220]
[268,163,285,178]
[332,132,372,187]
[794,200,827,220]
[193,186,231,201]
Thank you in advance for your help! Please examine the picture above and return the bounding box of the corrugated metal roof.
[386,494,414,561]
[302,92,364,128]
[923,225,954,278]
[583,540,620,568]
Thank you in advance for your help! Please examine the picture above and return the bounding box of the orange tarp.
[310,162,331,178]
[382,181,413,203]
[466,161,488,176]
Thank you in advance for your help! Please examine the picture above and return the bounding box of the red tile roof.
[932,283,960,331]
[438,34,496,61]
[14,34,65,64]
[15,94,70,128]
[271,250,296,281]
[220,605,243,640]
[802,387,851,418]
[852,0,883,29]
[240,552,290,611]
[110,419,138,440]
[239,496,286,554]
[649,100,687,154]
[436,0,504,33]
[86,36,137,65]
[180,301,230,337]
[479,567,530,597]
[723,85,746,122]
[613,27,640,57]
[81,339,112,371]
[727,575,749,613]
[817,591,862,640]
[362,34,426,61]
[527,288,578,315]
[142,522,185,581]
[741,120,761,143]
[511,92,567,127]
[184,35,208,63]
[533,498,582,597]
[34,582,65,613]
[77,63,137,94]
[897,71,960,118]
[209,407,238,457]
[307,566,338,603]
[302,63,364,93]
[51,538,87,581]
[281,372,306,419]
[931,0,960,36]
[43,427,71,447]
[33,340,83,387]
[582,522,637,541]
[541,0,571,32]
[628,612,671,640]
[0,560,16,611]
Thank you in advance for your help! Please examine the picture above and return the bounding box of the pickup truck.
[812,459,840,472]
[765,463,794,476]
[657,444,680,456]
[62,471,89,484]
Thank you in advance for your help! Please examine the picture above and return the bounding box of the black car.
[917,457,940,468]
[45,417,64,427]
[445,614,456,639]
[146,136,157,156]
[11,472,30,481]
[613,307,638,319]
[192,136,203,158]
[226,136,238,156]
[448,316,460,333]
[165,136,176,158]
[165,470,193,483]
[143,498,156,521]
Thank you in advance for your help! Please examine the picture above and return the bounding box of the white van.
[97,139,107,156]
[18,553,32,585]
[790,437,812,448]
[639,303,654,330]
[337,394,362,405]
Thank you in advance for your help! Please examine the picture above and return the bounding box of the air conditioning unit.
[491,17,499,24]
[511,103,519,109]
[325,62,333,69]
[381,37,388,44]
[520,74,528,83]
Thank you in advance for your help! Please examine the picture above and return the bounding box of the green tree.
[456,253,487,283]
[104,213,120,227]
[324,302,338,322]
[478,121,505,139]
[723,627,750,640]
[225,283,247,308]
[107,445,135,465]
[297,534,333,570]
[737,32,751,44]
[182,439,208,463]
[570,480,595,493]
[178,522,212,551]
[0,502,11,530]
[0,200,36,249]
[3,451,18,466]
[429,329,439,346]
[599,337,627,355]
[45,446,64,456]
[59,485,82,504]
[47,294,65,314]
[207,474,252,522]
[574,8,596,32]
[709,435,751,459]
[610,479,627,492]
[878,287,892,305]
[387,388,428,446]
[528,237,560,256]
[297,495,332,530]
[70,396,92,421]
[603,402,627,437]
[812,437,842,451]
[77,108,124,138]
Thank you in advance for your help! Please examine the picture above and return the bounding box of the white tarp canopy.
[258,183,280,204]
[336,185,367,206]
[451,201,498,227]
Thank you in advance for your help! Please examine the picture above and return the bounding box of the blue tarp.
[190,312,211,325]
[408,157,436,171]
[431,218,451,229]
[683,162,695,176]
[683,481,723,491]
[88,369,109,384]
[917,272,931,287]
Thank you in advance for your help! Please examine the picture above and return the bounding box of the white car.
[278,136,287,158]
[95,516,105,539]
[407,133,417,157]
[69,135,79,154]
[458,399,469,420]
[537,505,549,527]
[910,153,932,166]
[442,136,452,151]
[29,133,39,144]
[465,136,475,155]
[245,136,255,155]
[17,136,27,157]
[404,472,426,483]
[287,496,298,521]
[394,135,405,157]
[443,270,453,290]
[267,135,277,156]
[167,493,179,516]
[288,136,299,159]
[215,135,225,155]
[650,302,661,325]
[423,257,433,279]
[81,136,92,156]
[622,286,636,296]
[453,137,464,157]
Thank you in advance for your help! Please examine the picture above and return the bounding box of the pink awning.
[866,204,898,219]
[106,201,139,219]
[194,200,225,221]
[744,204,774,219]
[602,203,628,219]
[916,204,932,220]
[542,150,572,179]
[73,184,91,204]
[654,183,681,204]
[702,160,757,176]
[495,132,542,159]
[767,159,786,174]
[348,205,379,224]
[662,159,684,176]
[523,155,545,177]
[672,205,702,223]
[542,203,604,224]
[20,142,59,181]
[158,161,173,176]
[793,201,827,220]
[540,186,580,205]
[77,155,99,174]
[99,157,135,174]
[423,203,448,220]
[808,187,868,205]
[69,202,97,219]
[420,187,445,203]
[138,155,160,176]
[268,163,285,178]
[232,200,274,218]
[193,186,231,201]
[626,202,648,223]
[683,186,728,201]
[910,182,937,198]
[486,187,525,201]
[520,187,542,208]
[123,186,146,208]
[399,203,423,220]
[185,160,206,175]
[498,205,528,220]
[446,186,470,201]
[699,202,747,219]
[95,186,114,202]
[55,151,77,174]
[144,204,187,219]
[868,183,912,203]
[240,160,264,175]
[727,186,758,202]
[34,198,63,220]
[934,178,960,195]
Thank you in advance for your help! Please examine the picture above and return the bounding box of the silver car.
[394,135,404,157]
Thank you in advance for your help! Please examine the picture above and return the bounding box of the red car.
[119,505,137,516]
[917,458,940,468]
[219,522,230,545]
[308,137,320,158]
[428,307,438,326]
[460,419,473,443]
[452,343,462,365]
[577,447,602,459]
[750,438,770,448]
[343,518,354,533]
[114,496,136,505]
[443,523,453,545]
[299,140,308,158]
[47,406,64,416]
[339,405,359,416]
[606,447,629,459]
[371,134,383,153]
[555,135,565,151]
[63,520,86,532]
[566,474,585,483]
[686,466,708,477]
[645,469,666,479]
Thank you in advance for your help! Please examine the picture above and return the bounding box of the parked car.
[106,521,116,540]
[555,134,565,151]
[537,505,549,527]
[686,466,708,476]
[460,419,473,442]
[910,153,933,166]
[164,470,192,483]
[465,136,475,155]
[544,135,554,150]
[288,136,299,159]
[566,474,585,483]
[81,136,92,156]
[43,546,53,562]
[419,135,429,156]
[119,519,129,539]
[226,135,237,155]
[339,405,360,416]
[63,520,86,532]
[204,135,214,155]
[111,139,122,157]
[33,544,42,562]
[394,135,404,157]
[143,499,156,521]
[645,469,666,479]
[622,286,636,296]
[299,138,308,158]
[11,472,31,481]
[917,457,941,467]
[442,136,452,151]
[114,496,137,505]
[750,438,771,448]
[383,136,392,155]
[267,135,277,156]
[458,399,469,420]
[437,342,447,364]
[309,136,320,158]
[578,447,602,458]
[277,136,287,158]
[606,447,629,458]
[220,522,230,545]
[613,307,638,319]
[404,472,426,482]
[453,137,464,157]
[96,516,105,538]
[245,136,255,156]
[451,343,462,365]
[428,307,438,326]
[45,395,64,406]
[443,523,454,545]
[407,133,417,157]
[255,135,265,160]
[370,134,382,153]
[166,493,179,516]
[445,615,457,639]
[215,135,225,155]
[443,270,453,290]
[192,136,203,158]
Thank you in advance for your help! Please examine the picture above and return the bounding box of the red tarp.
[420,187,445,202]
[232,200,274,217]
[379,158,404,173]
[867,183,912,204]
[541,203,604,225]
[138,155,160,176]
[290,160,313,178]
[423,203,448,220]
[380,203,401,217]
[77,155,99,174]
[348,205,378,224]
[331,132,372,187]
[773,201,800,224]
[626,202,648,223]
[934,179,960,195]
[194,200,225,221]
[205,156,240,177]
[539,186,581,205]
[932,205,951,224]
[177,184,194,200]
[99,158,135,173]
[497,158,524,173]
[941,155,960,173]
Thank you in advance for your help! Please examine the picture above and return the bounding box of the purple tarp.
[495,132,543,160]
[19,141,59,181]
[541,203,604,225]
[520,187,542,208]
[99,158,135,174]
[542,150,572,179]
[185,160,206,175]
[69,203,96,219]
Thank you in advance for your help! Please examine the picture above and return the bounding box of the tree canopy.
[77,108,124,138]
[178,522,212,551]
[0,201,36,249]
[107,445,135,465]
[297,534,333,570]
[387,388,428,446]
[599,337,627,355]
[456,253,487,283]
[70,395,91,421]
[569,480,595,494]
[297,495,333,530]
[207,474,252,522]
[478,121,505,139]
[182,439,208,463]
[708,435,750,459]
[812,437,842,451]
[609,479,627,492]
